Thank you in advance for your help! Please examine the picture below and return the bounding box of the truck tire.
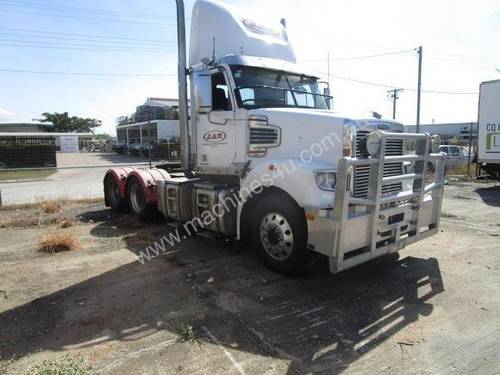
[250,193,310,275]
[104,174,126,212]
[126,177,156,221]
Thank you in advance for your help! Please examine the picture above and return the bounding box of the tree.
[116,116,131,126]
[36,112,101,133]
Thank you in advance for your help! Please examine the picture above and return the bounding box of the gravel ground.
[0,180,499,374]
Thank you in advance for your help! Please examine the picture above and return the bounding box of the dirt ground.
[0,180,499,374]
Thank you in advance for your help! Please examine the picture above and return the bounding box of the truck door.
[196,70,237,173]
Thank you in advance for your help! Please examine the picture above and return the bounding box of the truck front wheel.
[250,193,310,275]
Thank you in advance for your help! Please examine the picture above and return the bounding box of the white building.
[116,97,183,146]
[116,120,180,146]
[404,122,477,143]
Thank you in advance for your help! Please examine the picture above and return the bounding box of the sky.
[0,0,499,136]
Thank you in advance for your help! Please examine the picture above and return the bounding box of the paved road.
[0,153,166,205]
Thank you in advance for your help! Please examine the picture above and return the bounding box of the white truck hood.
[248,108,349,167]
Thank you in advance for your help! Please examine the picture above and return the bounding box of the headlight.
[314,170,337,191]
[343,121,357,157]
[366,132,382,157]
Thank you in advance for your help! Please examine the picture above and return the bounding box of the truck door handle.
[208,111,229,125]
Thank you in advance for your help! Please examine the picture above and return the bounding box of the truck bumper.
[306,132,446,274]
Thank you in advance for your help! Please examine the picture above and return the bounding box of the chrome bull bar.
[329,131,446,273]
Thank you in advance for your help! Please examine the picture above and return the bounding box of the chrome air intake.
[353,120,404,199]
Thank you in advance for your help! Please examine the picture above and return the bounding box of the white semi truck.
[477,79,500,178]
[104,0,445,275]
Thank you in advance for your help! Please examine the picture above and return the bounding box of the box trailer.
[477,79,500,178]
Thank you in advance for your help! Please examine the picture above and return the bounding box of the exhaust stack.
[175,0,191,172]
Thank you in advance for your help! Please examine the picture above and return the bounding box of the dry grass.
[0,197,103,212]
[447,163,474,177]
[0,217,41,229]
[57,218,75,229]
[0,215,78,229]
[39,231,80,253]
[40,200,62,214]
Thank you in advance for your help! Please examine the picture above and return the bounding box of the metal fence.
[112,141,181,161]
[0,136,57,169]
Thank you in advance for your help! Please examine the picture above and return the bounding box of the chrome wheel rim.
[260,213,294,260]
[130,183,144,213]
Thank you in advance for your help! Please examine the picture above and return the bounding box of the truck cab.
[104,0,446,276]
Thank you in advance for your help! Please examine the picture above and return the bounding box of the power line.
[427,52,500,62]
[0,67,480,94]
[326,73,478,95]
[0,7,175,26]
[0,68,176,77]
[0,42,176,53]
[301,49,416,63]
[0,0,176,21]
[0,26,177,45]
[0,37,176,50]
[0,26,175,44]
[0,31,176,46]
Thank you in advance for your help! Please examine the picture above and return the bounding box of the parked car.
[128,143,142,156]
[112,141,127,154]
[439,145,466,167]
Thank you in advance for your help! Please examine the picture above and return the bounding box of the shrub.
[39,231,80,253]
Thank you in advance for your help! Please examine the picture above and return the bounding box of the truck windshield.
[230,65,332,110]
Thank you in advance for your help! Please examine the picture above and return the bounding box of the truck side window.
[211,72,231,111]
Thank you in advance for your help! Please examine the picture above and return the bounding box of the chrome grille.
[249,126,279,146]
[353,131,404,199]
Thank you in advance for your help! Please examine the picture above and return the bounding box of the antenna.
[212,37,216,61]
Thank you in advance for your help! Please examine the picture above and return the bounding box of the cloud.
[0,108,13,118]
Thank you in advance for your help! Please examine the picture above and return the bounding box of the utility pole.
[387,88,403,120]
[467,122,473,178]
[326,51,333,109]
[327,51,330,85]
[416,46,423,133]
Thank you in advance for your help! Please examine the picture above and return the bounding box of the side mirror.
[193,70,212,114]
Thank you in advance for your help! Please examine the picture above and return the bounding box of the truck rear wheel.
[126,177,156,221]
[250,193,310,275]
[104,174,126,212]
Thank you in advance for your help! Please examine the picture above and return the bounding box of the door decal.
[203,130,227,144]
